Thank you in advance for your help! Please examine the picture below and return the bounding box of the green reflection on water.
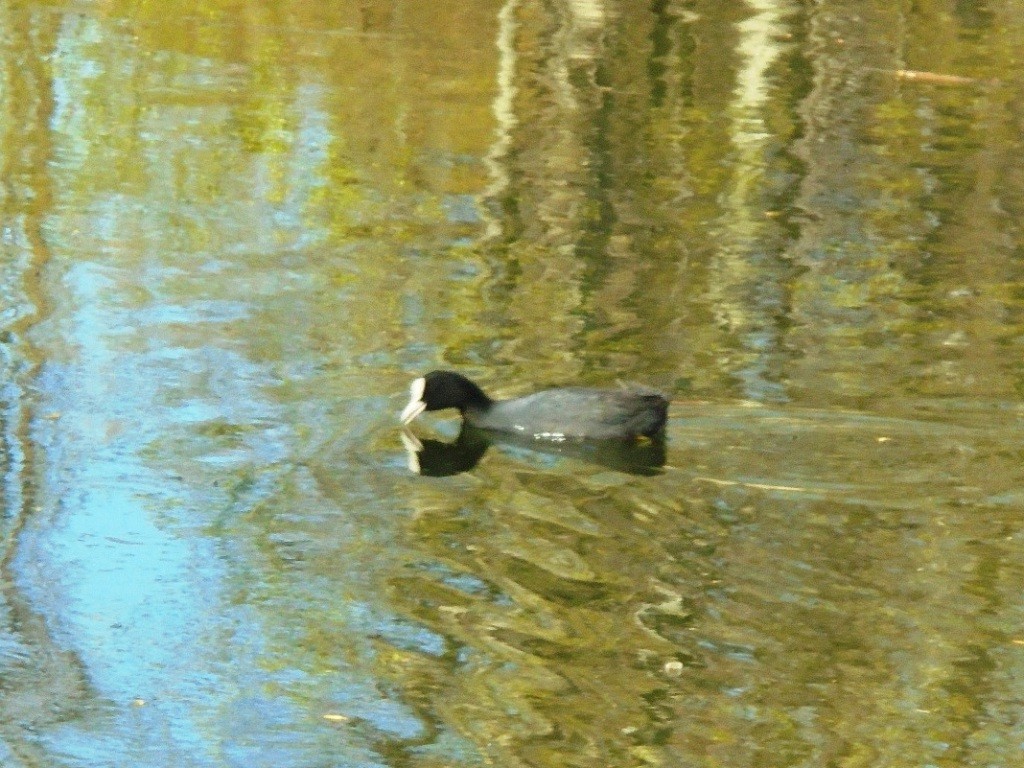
[0,0,1022,766]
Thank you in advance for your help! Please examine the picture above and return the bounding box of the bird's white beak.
[400,399,426,424]
[400,377,427,424]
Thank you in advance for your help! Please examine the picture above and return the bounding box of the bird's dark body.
[402,371,669,441]
[466,386,668,439]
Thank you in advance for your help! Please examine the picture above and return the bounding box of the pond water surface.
[1,1,1023,766]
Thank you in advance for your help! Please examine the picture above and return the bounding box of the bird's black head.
[400,370,493,424]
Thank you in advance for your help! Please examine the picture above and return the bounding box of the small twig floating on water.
[882,68,998,87]
[693,475,809,493]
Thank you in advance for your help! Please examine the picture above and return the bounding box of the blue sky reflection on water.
[17,260,233,763]
[16,255,414,763]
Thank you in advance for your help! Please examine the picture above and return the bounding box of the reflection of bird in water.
[400,425,666,477]
[400,428,491,477]
[400,370,669,440]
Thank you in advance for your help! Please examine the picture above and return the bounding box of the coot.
[400,370,669,440]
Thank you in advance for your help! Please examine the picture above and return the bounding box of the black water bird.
[400,370,669,441]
